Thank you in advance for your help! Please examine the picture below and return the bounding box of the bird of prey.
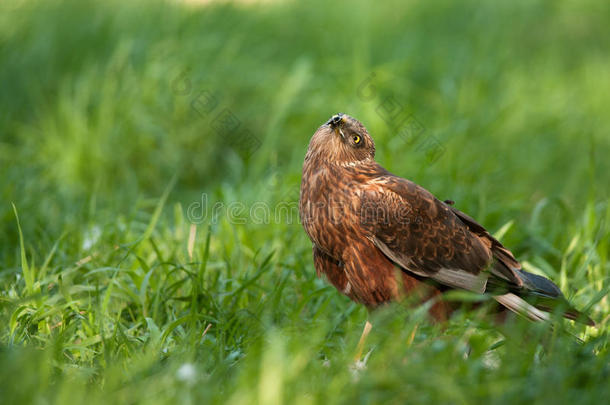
[299,113,594,341]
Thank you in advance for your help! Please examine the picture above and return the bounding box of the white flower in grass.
[176,363,197,383]
[82,225,101,250]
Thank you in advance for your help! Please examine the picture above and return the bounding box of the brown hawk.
[299,113,593,328]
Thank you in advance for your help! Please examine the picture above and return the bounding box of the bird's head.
[306,113,376,165]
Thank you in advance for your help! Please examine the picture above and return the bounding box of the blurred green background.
[1,0,609,404]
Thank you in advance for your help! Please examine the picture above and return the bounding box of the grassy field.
[1,0,609,403]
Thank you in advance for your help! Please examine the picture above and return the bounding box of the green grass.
[1,0,609,403]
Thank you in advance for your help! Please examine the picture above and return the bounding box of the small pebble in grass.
[176,363,197,383]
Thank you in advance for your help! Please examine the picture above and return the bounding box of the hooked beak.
[327,113,347,139]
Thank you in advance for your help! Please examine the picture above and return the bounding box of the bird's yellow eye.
[353,135,361,144]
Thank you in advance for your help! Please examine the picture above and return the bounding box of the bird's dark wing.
[359,174,595,325]
[359,174,525,293]
[443,204,570,297]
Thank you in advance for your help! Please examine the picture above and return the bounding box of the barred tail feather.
[494,292,596,326]
[494,293,550,322]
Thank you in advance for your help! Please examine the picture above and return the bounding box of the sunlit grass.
[1,0,609,404]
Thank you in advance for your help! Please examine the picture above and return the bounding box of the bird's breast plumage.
[299,159,367,260]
